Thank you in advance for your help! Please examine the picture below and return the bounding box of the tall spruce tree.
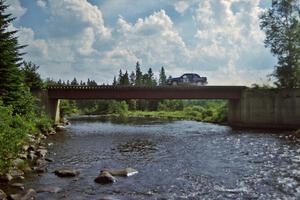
[0,1,26,104]
[22,61,43,89]
[135,62,143,86]
[0,1,36,115]
[260,0,300,88]
[159,66,167,86]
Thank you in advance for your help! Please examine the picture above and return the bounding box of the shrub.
[0,102,29,172]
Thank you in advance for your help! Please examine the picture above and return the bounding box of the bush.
[35,114,53,133]
[0,102,29,172]
[108,100,128,116]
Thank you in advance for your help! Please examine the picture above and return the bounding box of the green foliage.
[159,66,167,86]
[260,0,300,88]
[158,100,184,111]
[0,102,28,171]
[34,114,53,133]
[0,1,26,107]
[129,100,228,123]
[21,61,44,89]
[108,100,128,116]
[60,100,78,118]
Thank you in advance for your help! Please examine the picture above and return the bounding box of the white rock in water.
[101,167,138,177]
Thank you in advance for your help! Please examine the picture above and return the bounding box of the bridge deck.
[47,86,247,100]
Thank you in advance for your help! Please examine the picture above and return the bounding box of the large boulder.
[101,168,138,177]
[8,189,36,200]
[10,183,25,191]
[0,189,7,200]
[54,168,80,177]
[55,125,66,132]
[94,171,116,184]
[0,173,13,183]
[36,149,47,158]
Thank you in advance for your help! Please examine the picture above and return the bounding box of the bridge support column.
[228,89,300,129]
[228,99,242,125]
[48,99,60,124]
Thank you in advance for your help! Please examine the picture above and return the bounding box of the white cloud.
[174,1,189,14]
[6,0,27,19]
[12,0,276,86]
[45,0,111,39]
[190,0,276,85]
[36,0,47,8]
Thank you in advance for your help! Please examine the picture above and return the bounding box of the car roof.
[182,73,200,76]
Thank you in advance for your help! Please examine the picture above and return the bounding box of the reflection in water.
[24,117,300,200]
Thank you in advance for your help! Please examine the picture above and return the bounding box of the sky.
[7,0,277,85]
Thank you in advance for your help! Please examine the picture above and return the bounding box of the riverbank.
[0,120,69,199]
[126,109,227,123]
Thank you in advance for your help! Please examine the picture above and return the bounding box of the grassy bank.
[126,103,228,123]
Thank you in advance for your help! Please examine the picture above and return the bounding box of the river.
[25,116,300,200]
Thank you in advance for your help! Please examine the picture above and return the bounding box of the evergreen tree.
[122,71,130,85]
[159,66,167,86]
[0,1,26,107]
[21,61,43,89]
[146,68,156,86]
[117,70,123,85]
[112,76,117,86]
[129,71,135,85]
[135,62,143,86]
[57,79,63,86]
[260,0,300,88]
[71,77,78,86]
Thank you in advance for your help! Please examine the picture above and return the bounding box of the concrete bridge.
[34,86,300,129]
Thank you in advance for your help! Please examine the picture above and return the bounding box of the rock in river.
[0,189,7,200]
[54,168,80,177]
[94,171,116,184]
[37,186,62,194]
[8,189,36,200]
[101,168,138,177]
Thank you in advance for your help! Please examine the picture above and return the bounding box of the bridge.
[34,86,300,129]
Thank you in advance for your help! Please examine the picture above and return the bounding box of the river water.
[25,116,300,200]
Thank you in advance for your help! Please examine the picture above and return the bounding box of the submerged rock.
[36,149,47,158]
[55,125,66,132]
[37,186,62,193]
[101,168,138,177]
[10,183,25,191]
[54,168,80,177]
[94,171,116,184]
[0,174,13,183]
[44,157,54,162]
[99,196,119,200]
[0,189,7,200]
[8,189,36,200]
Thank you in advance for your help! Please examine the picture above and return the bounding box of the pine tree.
[0,1,26,106]
[21,61,43,89]
[135,62,143,86]
[122,71,130,85]
[129,71,135,86]
[159,66,167,86]
[112,76,117,86]
[71,77,78,86]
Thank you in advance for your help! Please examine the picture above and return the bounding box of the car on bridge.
[167,73,207,86]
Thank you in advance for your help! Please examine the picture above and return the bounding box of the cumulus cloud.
[6,0,27,19]
[12,0,276,85]
[174,1,189,13]
[36,0,47,8]
[190,0,276,84]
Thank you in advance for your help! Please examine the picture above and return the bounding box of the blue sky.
[8,0,276,85]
